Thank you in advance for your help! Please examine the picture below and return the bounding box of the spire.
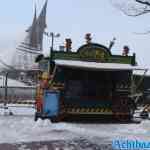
[33,3,37,25]
[23,0,48,51]
[26,3,37,32]
[36,0,48,50]
[28,3,38,48]
[37,0,48,28]
[13,1,48,70]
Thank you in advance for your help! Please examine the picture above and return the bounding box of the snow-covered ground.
[0,75,28,87]
[0,106,150,146]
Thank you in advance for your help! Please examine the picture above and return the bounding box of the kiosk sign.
[78,43,110,62]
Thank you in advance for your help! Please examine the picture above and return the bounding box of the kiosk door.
[43,90,60,117]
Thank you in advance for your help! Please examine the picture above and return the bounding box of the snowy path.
[0,139,111,150]
[0,107,150,149]
[0,115,150,144]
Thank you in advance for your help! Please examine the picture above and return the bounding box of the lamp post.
[47,32,60,74]
[108,37,116,51]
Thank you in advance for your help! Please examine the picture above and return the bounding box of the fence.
[0,86,36,105]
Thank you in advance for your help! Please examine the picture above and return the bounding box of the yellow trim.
[66,107,113,115]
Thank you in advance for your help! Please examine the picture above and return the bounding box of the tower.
[13,0,48,70]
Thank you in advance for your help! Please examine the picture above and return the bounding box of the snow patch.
[0,107,150,143]
[0,75,28,87]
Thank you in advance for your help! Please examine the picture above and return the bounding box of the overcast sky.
[0,0,150,68]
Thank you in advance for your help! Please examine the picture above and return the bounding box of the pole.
[4,72,8,108]
[47,32,60,74]
[49,33,54,74]
[108,37,116,51]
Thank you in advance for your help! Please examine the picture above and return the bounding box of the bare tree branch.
[117,4,150,16]
[122,9,150,16]
[135,0,150,6]
[111,0,150,33]
[112,0,150,16]
[133,30,150,34]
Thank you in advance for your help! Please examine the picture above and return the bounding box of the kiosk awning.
[55,60,147,71]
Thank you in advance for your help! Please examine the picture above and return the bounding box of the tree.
[112,0,150,33]
[112,0,150,16]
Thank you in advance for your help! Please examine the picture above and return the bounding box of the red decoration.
[65,38,72,51]
[85,33,92,44]
[35,98,43,112]
[122,46,129,56]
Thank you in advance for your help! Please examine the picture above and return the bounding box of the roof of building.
[55,59,148,71]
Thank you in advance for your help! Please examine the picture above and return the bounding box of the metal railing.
[0,86,36,105]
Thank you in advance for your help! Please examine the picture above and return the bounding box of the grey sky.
[0,0,150,67]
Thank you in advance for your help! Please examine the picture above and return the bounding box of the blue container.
[43,90,60,117]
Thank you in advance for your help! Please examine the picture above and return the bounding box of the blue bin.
[43,90,60,117]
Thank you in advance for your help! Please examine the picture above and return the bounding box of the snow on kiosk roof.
[55,60,147,71]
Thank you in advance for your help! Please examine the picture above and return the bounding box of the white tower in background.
[13,0,48,70]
